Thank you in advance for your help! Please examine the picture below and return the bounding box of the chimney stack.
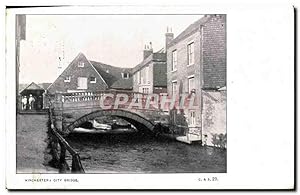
[143,42,153,60]
[165,26,174,51]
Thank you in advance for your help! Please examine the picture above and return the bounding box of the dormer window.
[122,72,130,79]
[90,77,96,83]
[64,76,71,82]
[78,61,85,67]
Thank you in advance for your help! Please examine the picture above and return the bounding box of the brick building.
[166,15,226,139]
[131,43,167,94]
[47,52,132,94]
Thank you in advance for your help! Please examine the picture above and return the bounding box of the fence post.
[49,135,60,168]
[71,153,85,173]
[59,143,69,173]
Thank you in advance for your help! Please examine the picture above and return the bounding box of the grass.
[16,114,57,173]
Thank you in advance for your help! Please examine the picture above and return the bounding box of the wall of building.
[132,62,153,93]
[202,89,226,148]
[47,54,108,94]
[153,61,167,90]
[132,52,167,94]
[202,15,226,89]
[167,31,201,95]
[166,30,202,128]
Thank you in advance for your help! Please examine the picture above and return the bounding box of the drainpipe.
[200,24,204,145]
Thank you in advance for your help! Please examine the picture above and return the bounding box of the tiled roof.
[19,83,29,93]
[23,82,44,90]
[110,77,133,90]
[39,83,52,90]
[19,82,52,93]
[90,61,132,88]
[131,50,166,74]
[19,82,45,95]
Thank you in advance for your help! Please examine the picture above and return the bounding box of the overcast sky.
[19,15,203,84]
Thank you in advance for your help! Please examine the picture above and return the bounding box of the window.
[78,61,85,67]
[64,76,71,83]
[145,66,150,83]
[142,87,149,94]
[189,110,196,126]
[172,50,177,71]
[77,77,87,89]
[90,77,96,83]
[122,72,129,79]
[188,76,195,93]
[141,68,146,84]
[172,80,177,95]
[137,71,141,84]
[187,42,194,65]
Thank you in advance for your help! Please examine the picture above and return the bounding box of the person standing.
[21,96,27,110]
[28,94,35,110]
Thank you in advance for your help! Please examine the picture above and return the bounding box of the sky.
[19,15,203,84]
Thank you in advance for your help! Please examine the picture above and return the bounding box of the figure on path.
[21,96,27,110]
[28,94,35,110]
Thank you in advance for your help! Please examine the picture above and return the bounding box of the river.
[66,132,226,173]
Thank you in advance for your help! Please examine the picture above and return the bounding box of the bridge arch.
[66,109,156,133]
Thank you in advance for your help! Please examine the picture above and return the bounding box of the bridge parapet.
[48,90,171,134]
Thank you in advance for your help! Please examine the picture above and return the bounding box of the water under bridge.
[48,90,172,135]
[46,90,202,172]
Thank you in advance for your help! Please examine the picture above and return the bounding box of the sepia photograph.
[4,3,294,190]
[16,14,227,174]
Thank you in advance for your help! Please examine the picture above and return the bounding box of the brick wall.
[47,53,108,94]
[202,15,226,89]
[153,61,167,87]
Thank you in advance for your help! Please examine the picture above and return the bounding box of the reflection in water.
[66,132,226,173]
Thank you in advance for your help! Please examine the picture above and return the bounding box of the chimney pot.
[165,28,174,50]
[143,42,153,60]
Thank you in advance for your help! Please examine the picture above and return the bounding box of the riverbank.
[17,114,57,173]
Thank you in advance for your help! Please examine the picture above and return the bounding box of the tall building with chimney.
[131,42,167,94]
[166,15,226,142]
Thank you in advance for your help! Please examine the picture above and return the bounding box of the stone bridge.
[48,90,170,135]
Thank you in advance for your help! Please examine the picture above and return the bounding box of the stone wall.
[202,89,226,148]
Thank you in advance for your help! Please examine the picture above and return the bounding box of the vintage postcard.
[5,4,294,190]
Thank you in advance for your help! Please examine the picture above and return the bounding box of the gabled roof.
[19,82,52,93]
[20,82,45,95]
[47,52,133,92]
[46,53,109,92]
[22,82,44,91]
